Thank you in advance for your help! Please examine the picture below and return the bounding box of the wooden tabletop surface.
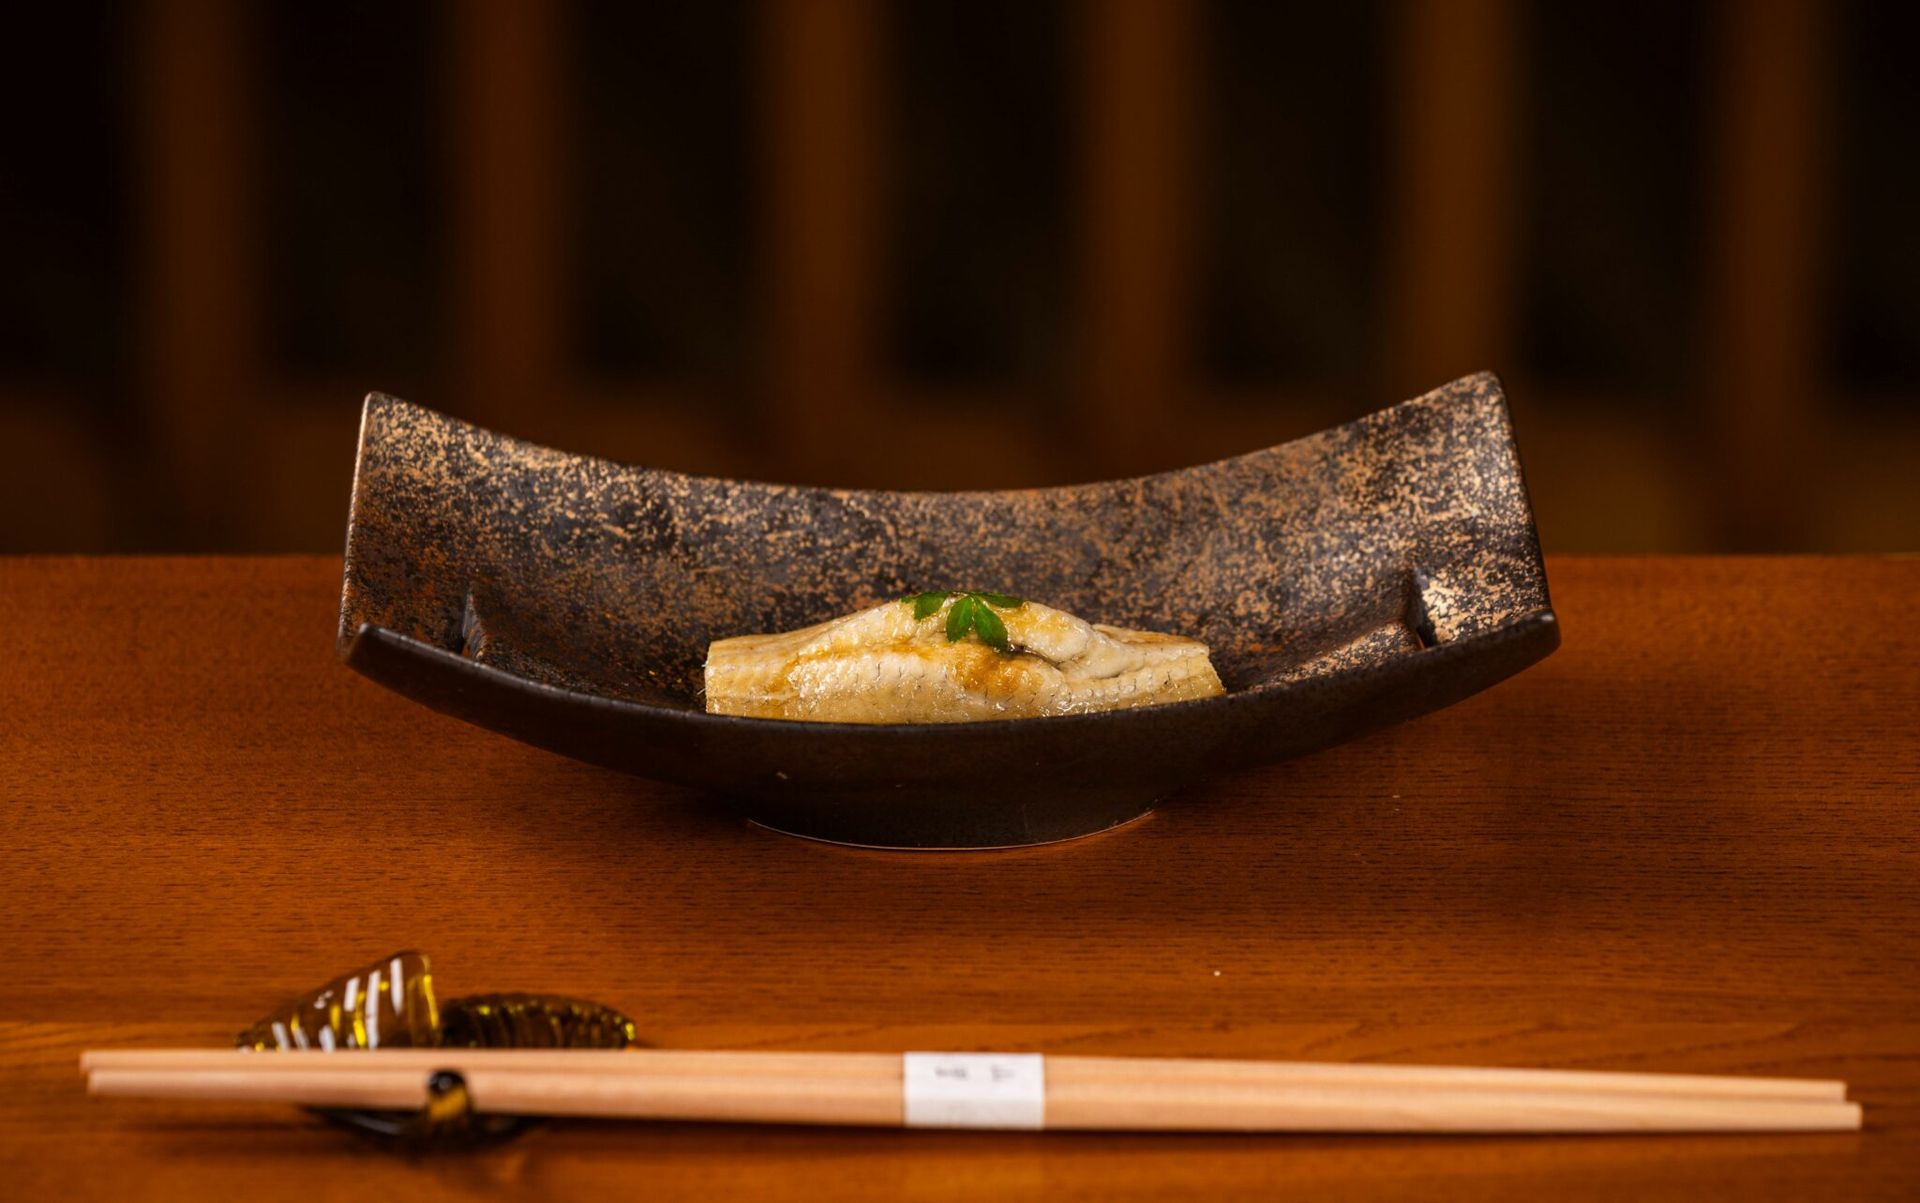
[2,555,1916,1200]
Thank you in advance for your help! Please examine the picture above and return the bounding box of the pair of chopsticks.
[82,1049,1860,1133]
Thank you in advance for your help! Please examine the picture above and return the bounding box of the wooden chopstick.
[78,1049,1848,1101]
[84,1065,1861,1133]
[81,1050,1860,1133]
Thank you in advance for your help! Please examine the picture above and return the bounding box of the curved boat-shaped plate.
[339,372,1557,848]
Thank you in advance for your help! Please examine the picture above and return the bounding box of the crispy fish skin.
[702,597,1225,723]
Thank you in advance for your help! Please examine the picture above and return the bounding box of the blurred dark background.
[2,0,1915,553]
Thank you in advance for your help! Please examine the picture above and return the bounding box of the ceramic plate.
[338,372,1557,848]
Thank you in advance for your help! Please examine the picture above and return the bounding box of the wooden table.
[2,556,1916,1200]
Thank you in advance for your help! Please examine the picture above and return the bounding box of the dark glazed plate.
[339,372,1558,849]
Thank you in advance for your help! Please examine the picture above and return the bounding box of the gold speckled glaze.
[338,372,1557,846]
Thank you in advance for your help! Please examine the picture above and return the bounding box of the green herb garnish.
[901,590,1025,650]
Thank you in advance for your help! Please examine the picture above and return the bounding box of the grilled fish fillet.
[703,595,1224,723]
